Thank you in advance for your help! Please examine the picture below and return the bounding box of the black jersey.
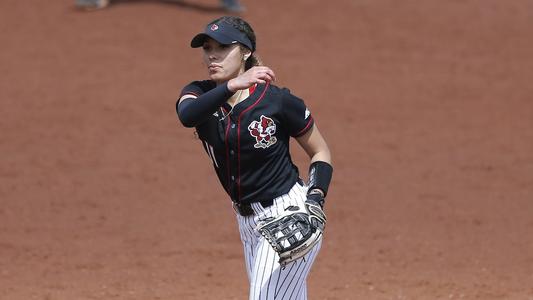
[179,81,314,204]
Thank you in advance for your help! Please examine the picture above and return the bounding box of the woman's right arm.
[176,82,235,128]
[177,67,275,128]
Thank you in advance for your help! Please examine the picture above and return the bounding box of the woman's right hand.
[227,66,276,92]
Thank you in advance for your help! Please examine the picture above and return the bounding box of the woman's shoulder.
[265,83,295,99]
[265,83,303,103]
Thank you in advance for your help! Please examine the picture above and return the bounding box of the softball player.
[176,16,333,300]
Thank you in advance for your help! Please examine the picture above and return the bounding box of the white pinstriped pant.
[235,182,323,300]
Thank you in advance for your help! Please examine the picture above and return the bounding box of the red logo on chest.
[248,115,277,149]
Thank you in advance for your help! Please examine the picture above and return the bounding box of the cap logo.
[210,24,219,31]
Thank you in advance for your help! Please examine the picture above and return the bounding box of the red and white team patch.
[210,24,219,31]
[248,115,277,149]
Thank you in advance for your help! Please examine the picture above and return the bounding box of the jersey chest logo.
[248,115,277,149]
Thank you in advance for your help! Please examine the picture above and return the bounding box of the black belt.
[233,198,274,217]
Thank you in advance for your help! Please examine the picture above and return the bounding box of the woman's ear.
[243,51,251,61]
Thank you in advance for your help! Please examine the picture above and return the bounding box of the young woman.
[176,16,333,300]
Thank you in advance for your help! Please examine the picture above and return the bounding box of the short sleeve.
[281,89,314,137]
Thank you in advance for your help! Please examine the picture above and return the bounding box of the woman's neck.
[227,88,250,107]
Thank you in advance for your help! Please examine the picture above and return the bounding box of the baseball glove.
[255,199,326,266]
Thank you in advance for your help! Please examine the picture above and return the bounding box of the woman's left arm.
[296,124,333,205]
[296,124,331,165]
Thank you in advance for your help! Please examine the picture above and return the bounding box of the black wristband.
[307,161,333,197]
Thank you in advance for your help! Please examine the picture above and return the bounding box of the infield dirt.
[1,0,532,299]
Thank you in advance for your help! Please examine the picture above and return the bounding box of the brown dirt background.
[1,0,533,299]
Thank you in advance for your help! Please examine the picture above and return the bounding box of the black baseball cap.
[190,20,255,52]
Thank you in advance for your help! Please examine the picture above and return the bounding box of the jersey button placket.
[227,117,239,200]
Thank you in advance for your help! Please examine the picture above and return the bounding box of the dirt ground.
[1,0,532,299]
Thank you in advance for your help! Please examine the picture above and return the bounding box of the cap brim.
[190,32,236,48]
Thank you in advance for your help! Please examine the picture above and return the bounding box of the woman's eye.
[202,45,211,51]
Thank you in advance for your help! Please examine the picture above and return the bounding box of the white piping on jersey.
[203,140,219,168]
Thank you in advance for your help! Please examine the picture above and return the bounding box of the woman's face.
[202,38,246,83]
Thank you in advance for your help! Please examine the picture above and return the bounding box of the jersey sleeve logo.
[247,115,277,149]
